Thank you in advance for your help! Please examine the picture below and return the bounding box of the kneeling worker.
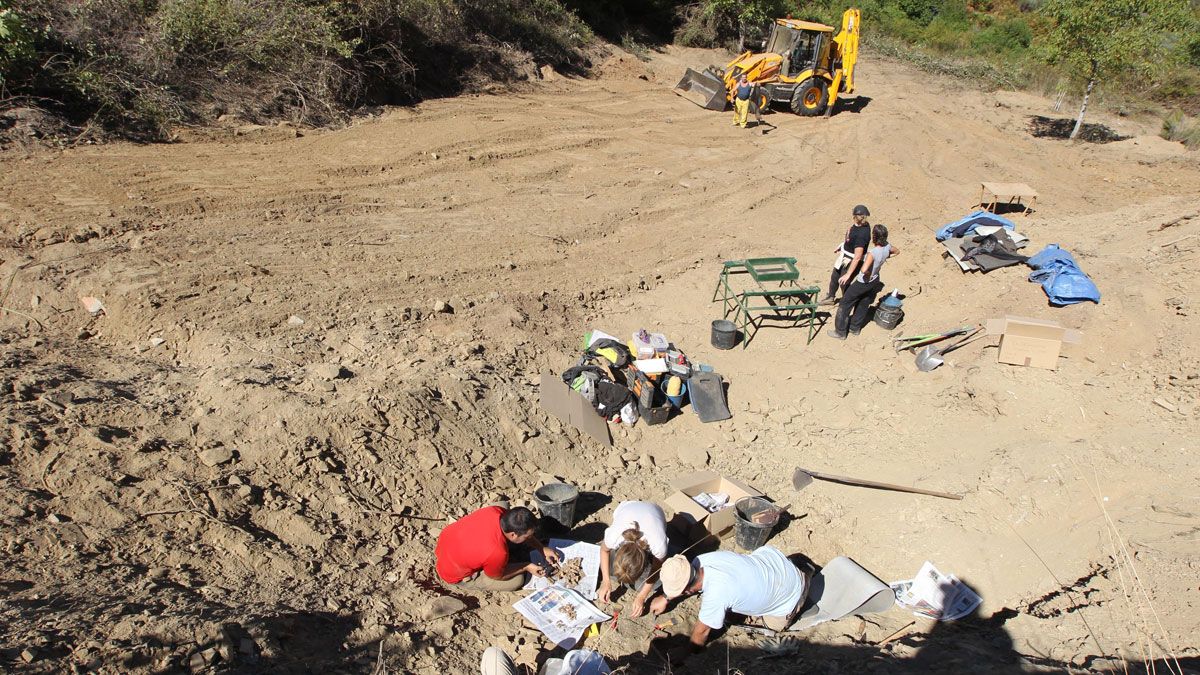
[652,546,808,654]
[435,505,560,591]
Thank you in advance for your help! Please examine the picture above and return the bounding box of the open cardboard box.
[664,470,763,539]
[985,315,1082,371]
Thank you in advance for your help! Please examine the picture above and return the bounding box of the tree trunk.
[737,21,745,53]
[1069,61,1098,140]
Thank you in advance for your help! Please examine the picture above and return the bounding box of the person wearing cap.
[820,205,872,306]
[480,646,610,675]
[651,546,808,654]
[435,505,560,591]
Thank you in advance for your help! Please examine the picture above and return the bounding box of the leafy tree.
[0,2,38,90]
[1040,0,1192,139]
[701,0,788,52]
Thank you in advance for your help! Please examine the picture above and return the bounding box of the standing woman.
[832,224,899,339]
[598,501,669,617]
[732,75,753,129]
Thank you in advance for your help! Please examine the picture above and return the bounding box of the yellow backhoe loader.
[674,8,860,117]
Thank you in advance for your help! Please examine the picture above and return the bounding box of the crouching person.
[598,500,670,617]
[435,505,560,591]
[651,546,808,658]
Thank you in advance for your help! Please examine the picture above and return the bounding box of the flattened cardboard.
[540,372,611,447]
[664,470,763,538]
[985,315,1082,370]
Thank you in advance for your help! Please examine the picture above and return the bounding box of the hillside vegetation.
[1,0,1198,142]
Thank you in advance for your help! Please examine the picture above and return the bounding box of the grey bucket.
[711,319,738,350]
[534,482,579,530]
[874,304,903,330]
[733,496,779,551]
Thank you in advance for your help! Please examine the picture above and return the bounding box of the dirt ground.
[1,45,1198,674]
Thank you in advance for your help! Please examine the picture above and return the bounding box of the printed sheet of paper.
[890,561,982,621]
[523,539,601,600]
[513,586,610,648]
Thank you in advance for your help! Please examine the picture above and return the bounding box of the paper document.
[523,539,601,600]
[891,561,982,621]
[514,586,610,648]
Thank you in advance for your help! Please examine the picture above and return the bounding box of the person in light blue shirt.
[651,546,809,655]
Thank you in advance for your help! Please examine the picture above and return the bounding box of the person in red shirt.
[435,505,561,591]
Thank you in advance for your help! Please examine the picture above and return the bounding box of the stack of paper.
[890,561,982,621]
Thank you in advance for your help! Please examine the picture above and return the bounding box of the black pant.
[835,279,884,333]
[827,262,861,298]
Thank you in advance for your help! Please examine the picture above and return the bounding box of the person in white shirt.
[652,546,809,655]
[598,501,669,617]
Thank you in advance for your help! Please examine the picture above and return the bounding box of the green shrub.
[1184,33,1200,68]
[1,3,38,86]
[971,18,1033,54]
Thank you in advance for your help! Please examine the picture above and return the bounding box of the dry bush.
[1,0,594,139]
[1161,109,1200,149]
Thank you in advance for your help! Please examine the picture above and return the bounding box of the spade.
[792,467,963,500]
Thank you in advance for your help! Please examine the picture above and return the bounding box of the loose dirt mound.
[1,48,1198,673]
[1028,114,1129,143]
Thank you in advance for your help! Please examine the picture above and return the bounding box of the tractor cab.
[764,19,835,80]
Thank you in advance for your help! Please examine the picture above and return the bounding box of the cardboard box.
[985,315,1081,370]
[540,372,611,447]
[664,471,763,538]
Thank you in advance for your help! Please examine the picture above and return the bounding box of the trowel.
[792,467,963,500]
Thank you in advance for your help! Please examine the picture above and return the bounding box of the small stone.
[47,513,64,524]
[149,337,166,347]
[1152,398,1176,412]
[423,596,467,620]
[677,447,709,468]
[197,445,234,467]
[309,363,346,381]
[30,295,40,308]
[20,648,36,663]
[432,300,453,314]
[287,315,305,326]
[79,296,105,315]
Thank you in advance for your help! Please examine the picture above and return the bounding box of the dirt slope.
[1,46,1198,674]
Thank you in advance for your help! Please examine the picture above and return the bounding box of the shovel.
[893,325,974,352]
[915,327,984,372]
[792,467,963,501]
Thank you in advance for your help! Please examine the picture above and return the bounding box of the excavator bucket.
[673,67,728,111]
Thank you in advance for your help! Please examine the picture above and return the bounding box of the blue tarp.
[935,211,1016,241]
[1026,244,1101,306]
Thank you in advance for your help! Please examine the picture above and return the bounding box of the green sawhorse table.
[712,257,823,348]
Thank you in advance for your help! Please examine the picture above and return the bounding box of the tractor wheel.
[790,78,829,117]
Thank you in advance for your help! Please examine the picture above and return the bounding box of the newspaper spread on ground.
[523,538,601,600]
[890,560,982,621]
[514,585,610,648]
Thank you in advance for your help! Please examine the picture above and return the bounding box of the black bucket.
[874,304,903,330]
[733,497,779,551]
[711,319,738,350]
[534,482,579,530]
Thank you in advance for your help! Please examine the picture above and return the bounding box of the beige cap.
[660,555,694,598]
